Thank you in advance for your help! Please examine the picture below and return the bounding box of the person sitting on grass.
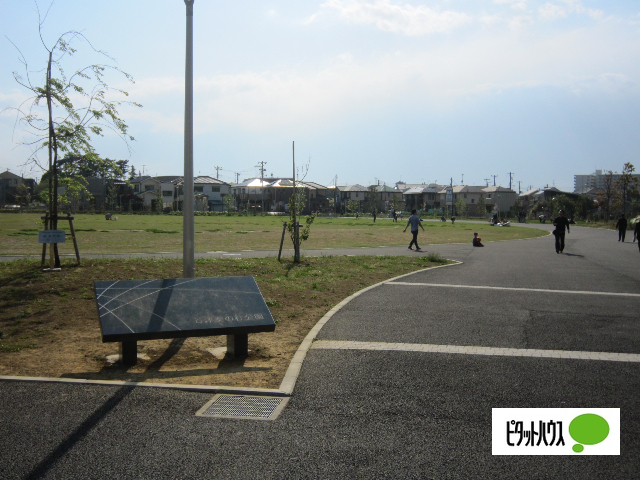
[472,232,484,247]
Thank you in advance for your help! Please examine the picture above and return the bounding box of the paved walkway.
[1,224,639,479]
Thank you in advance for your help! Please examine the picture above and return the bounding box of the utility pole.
[293,142,300,263]
[484,178,490,187]
[491,175,498,186]
[214,166,221,179]
[518,180,522,194]
[255,161,267,213]
[461,174,464,184]
[234,172,240,183]
[450,177,454,216]
[507,172,514,190]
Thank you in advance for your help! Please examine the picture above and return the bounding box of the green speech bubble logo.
[569,414,610,453]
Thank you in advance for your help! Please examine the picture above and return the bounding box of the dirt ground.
[0,256,446,390]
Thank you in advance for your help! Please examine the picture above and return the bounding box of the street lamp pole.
[183,0,195,278]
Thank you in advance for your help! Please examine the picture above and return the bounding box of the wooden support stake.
[66,213,81,265]
[41,213,49,267]
[278,221,287,262]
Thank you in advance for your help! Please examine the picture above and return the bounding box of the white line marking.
[311,340,640,363]
[386,282,640,298]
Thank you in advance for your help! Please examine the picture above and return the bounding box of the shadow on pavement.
[24,385,135,480]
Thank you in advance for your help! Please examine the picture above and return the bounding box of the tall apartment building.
[574,170,640,193]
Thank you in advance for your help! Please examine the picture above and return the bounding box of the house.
[369,184,404,212]
[135,175,182,211]
[232,177,274,213]
[336,184,368,213]
[0,170,37,205]
[231,177,327,214]
[399,184,440,212]
[432,185,517,217]
[175,176,231,212]
[475,186,517,216]
[304,181,331,213]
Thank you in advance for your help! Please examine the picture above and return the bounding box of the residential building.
[175,176,231,212]
[0,170,37,205]
[574,170,640,194]
[398,184,440,211]
[336,184,368,213]
[137,176,181,211]
[369,184,404,212]
[480,186,518,216]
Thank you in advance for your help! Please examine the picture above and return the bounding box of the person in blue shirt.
[403,209,425,251]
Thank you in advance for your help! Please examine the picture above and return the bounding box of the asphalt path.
[1,223,639,479]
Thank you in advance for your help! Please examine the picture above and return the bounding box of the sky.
[1,0,639,192]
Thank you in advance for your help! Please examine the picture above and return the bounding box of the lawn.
[0,213,547,256]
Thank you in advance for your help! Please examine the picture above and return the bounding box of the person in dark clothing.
[552,209,570,253]
[615,214,627,242]
[635,221,640,252]
[472,232,483,247]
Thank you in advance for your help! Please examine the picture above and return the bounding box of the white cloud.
[120,17,640,135]
[321,0,472,35]
[493,0,527,11]
[508,15,534,30]
[480,14,505,27]
[570,73,635,96]
[587,8,604,21]
[539,1,604,21]
[539,3,567,20]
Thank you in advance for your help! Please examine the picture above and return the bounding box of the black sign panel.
[94,276,276,342]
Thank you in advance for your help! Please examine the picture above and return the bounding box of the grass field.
[0,213,547,255]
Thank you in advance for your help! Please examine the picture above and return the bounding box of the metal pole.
[183,0,195,278]
[293,141,300,263]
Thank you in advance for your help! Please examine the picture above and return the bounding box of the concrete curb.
[277,260,462,395]
[0,260,462,397]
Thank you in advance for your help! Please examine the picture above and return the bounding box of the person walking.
[404,209,425,251]
[615,214,627,242]
[634,220,640,253]
[552,209,570,253]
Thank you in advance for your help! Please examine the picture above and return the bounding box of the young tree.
[365,186,380,214]
[154,187,163,214]
[223,194,235,214]
[347,199,360,216]
[597,171,616,221]
[15,183,32,206]
[287,189,315,249]
[615,163,639,216]
[552,194,575,218]
[6,5,141,264]
[575,194,595,221]
[454,198,467,218]
[390,193,402,214]
[477,194,486,218]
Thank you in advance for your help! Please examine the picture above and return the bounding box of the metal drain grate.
[196,394,289,421]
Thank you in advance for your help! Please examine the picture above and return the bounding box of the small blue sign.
[39,230,66,244]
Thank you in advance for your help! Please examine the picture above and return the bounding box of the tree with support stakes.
[5,3,141,266]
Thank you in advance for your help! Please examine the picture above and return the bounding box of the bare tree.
[615,163,639,216]
[597,171,616,221]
